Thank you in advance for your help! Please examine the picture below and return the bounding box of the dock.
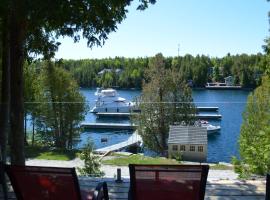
[196,113,222,120]
[96,112,136,118]
[81,122,137,130]
[95,112,222,120]
[95,131,142,154]
[206,85,242,90]
[196,106,218,112]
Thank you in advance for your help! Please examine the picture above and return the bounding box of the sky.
[55,0,270,59]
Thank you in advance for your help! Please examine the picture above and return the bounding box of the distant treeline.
[57,53,265,88]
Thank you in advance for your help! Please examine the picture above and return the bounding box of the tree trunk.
[0,13,10,164]
[32,116,35,146]
[9,8,26,165]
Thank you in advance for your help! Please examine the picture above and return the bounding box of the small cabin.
[168,125,207,162]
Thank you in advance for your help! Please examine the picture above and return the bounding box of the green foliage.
[237,76,270,176]
[78,142,104,177]
[133,53,196,154]
[32,61,88,149]
[51,53,264,89]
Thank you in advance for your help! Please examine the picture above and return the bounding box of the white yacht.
[90,88,134,113]
[198,120,221,134]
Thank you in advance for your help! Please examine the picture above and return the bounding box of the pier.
[81,122,137,130]
[195,113,222,120]
[196,106,219,112]
[95,112,222,120]
[96,112,136,118]
[95,131,142,154]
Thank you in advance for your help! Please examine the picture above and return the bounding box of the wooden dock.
[197,106,219,112]
[96,112,222,120]
[96,112,135,118]
[196,113,222,120]
[81,122,137,130]
[95,131,142,154]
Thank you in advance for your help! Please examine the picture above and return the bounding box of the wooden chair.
[129,164,209,200]
[266,173,270,200]
[5,165,109,200]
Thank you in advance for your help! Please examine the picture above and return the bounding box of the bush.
[77,142,104,177]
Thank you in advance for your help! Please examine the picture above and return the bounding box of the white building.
[224,76,234,86]
[168,125,207,162]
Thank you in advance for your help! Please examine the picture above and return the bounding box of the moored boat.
[91,88,134,113]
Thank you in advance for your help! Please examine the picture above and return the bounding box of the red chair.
[129,164,209,200]
[5,165,109,200]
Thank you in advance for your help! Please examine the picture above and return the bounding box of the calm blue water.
[79,88,250,163]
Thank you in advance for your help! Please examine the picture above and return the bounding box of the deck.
[94,131,142,154]
[1,177,266,199]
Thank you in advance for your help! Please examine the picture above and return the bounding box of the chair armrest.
[93,182,109,200]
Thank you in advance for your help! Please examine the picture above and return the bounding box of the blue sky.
[55,0,270,59]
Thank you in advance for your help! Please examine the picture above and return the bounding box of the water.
[79,88,250,163]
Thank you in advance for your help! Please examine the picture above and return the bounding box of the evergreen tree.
[134,53,196,154]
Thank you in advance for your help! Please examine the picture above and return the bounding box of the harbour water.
[79,88,251,163]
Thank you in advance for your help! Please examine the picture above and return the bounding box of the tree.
[134,53,196,154]
[235,75,270,176]
[34,61,88,149]
[0,0,156,165]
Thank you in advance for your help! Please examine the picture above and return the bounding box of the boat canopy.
[100,89,117,97]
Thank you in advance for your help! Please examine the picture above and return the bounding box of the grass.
[210,164,234,170]
[25,145,81,161]
[102,154,180,166]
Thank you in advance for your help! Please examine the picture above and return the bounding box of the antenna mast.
[178,44,180,57]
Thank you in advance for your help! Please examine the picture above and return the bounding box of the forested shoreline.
[46,53,264,89]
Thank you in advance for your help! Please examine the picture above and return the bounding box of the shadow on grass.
[25,146,80,161]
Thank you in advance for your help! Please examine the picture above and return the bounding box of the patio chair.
[129,164,209,200]
[5,165,109,200]
[266,173,270,200]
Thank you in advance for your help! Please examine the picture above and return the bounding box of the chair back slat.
[129,164,209,200]
[5,165,82,200]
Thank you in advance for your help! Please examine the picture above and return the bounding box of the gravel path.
[26,158,239,181]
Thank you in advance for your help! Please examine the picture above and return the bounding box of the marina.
[78,88,250,162]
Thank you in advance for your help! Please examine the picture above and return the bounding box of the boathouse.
[224,76,234,86]
[168,125,207,162]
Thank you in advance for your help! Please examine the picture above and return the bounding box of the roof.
[168,125,207,145]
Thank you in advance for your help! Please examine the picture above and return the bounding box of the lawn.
[102,154,180,166]
[25,146,80,161]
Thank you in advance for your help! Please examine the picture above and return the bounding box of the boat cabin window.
[101,90,116,97]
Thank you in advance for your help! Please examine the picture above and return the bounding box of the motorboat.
[198,120,221,134]
[91,88,134,113]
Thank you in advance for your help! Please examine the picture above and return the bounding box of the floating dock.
[205,85,242,90]
[195,113,222,120]
[96,112,136,118]
[196,107,219,112]
[95,131,142,154]
[95,112,222,120]
[81,122,137,130]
